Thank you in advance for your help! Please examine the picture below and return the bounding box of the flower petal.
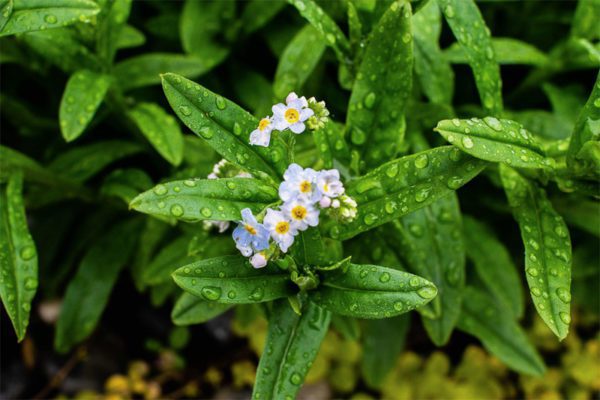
[289,122,305,134]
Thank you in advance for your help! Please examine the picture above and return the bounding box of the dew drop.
[183,179,196,187]
[249,287,264,301]
[386,163,399,178]
[556,287,571,303]
[200,207,213,218]
[393,302,403,311]
[201,286,222,301]
[444,4,455,18]
[233,122,242,136]
[414,154,429,169]
[179,105,192,116]
[363,213,378,226]
[24,278,38,290]
[364,92,376,109]
[379,272,391,283]
[409,277,420,287]
[559,312,571,324]
[484,116,502,131]
[153,184,167,195]
[199,126,215,139]
[170,204,184,217]
[527,267,539,277]
[228,290,236,299]
[462,137,474,149]
[531,287,541,297]
[44,14,57,24]
[417,286,437,299]
[290,373,302,385]
[20,246,35,261]
[215,96,227,110]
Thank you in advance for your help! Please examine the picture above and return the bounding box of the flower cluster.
[232,163,355,268]
[249,92,329,147]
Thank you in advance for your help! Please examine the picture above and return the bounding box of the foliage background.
[0,0,599,398]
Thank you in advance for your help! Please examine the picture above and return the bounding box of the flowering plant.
[0,0,598,398]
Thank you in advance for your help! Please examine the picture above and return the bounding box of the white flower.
[316,169,345,200]
[319,196,332,208]
[249,117,273,147]
[263,208,297,252]
[232,208,270,257]
[250,252,268,269]
[331,199,340,208]
[272,92,314,134]
[281,198,319,231]
[279,163,321,203]
[203,220,230,233]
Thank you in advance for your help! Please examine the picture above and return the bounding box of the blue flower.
[232,208,270,256]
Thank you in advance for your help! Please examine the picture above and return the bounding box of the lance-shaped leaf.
[21,28,99,73]
[437,0,503,114]
[0,172,37,342]
[457,286,546,376]
[380,194,465,346]
[116,24,144,49]
[571,0,600,40]
[172,292,232,326]
[48,140,143,183]
[463,215,524,318]
[114,53,219,91]
[59,70,112,142]
[100,168,153,205]
[161,73,287,179]
[0,0,13,31]
[552,195,600,238]
[323,146,486,241]
[435,117,554,169]
[444,38,549,66]
[292,228,325,266]
[286,0,350,62]
[311,263,437,319]
[0,0,100,37]
[347,0,413,170]
[55,218,141,353]
[312,121,350,169]
[142,236,196,286]
[413,0,454,105]
[128,102,184,166]
[241,0,286,34]
[361,315,410,389]
[130,178,278,222]
[95,0,131,65]
[180,0,232,63]
[500,165,572,340]
[172,256,293,304]
[253,299,331,400]
[274,24,326,99]
[567,71,600,178]
[0,146,70,186]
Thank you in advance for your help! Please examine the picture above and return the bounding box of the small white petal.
[289,122,305,134]
[286,92,298,103]
[299,108,314,121]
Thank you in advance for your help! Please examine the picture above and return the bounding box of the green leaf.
[0,172,37,341]
[323,146,486,240]
[552,195,600,238]
[128,102,184,166]
[274,24,326,99]
[55,218,141,353]
[571,0,600,40]
[241,0,286,34]
[96,0,131,65]
[172,256,294,304]
[100,168,153,205]
[312,121,350,169]
[444,38,549,66]
[291,228,326,266]
[116,24,145,49]
[21,28,100,73]
[171,292,232,326]
[286,0,350,62]
[567,71,600,178]
[347,0,413,170]
[312,262,437,319]
[0,0,13,31]
[142,236,196,286]
[435,117,554,169]
[231,67,273,117]
[437,0,503,114]
[114,53,219,92]
[48,140,143,183]
[253,299,331,400]
[463,215,524,318]
[330,314,360,341]
[457,286,546,376]
[59,70,112,142]
[361,315,409,389]
[413,0,454,105]
[161,73,287,180]
[0,0,100,37]
[500,165,572,340]
[130,177,278,222]
[179,0,231,63]
[383,193,464,345]
[0,145,70,186]
[131,218,170,291]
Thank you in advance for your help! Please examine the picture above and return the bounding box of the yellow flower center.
[323,183,329,193]
[299,180,311,193]
[244,224,257,235]
[275,221,290,234]
[258,118,270,131]
[291,205,307,220]
[284,108,300,124]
